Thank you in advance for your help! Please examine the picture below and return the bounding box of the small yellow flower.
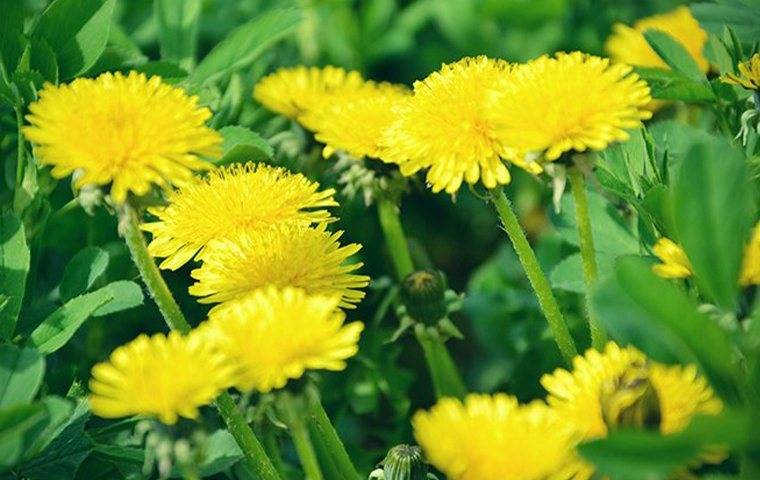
[489,52,652,170]
[24,71,221,204]
[605,6,709,73]
[740,221,760,286]
[142,162,337,270]
[652,237,693,279]
[253,65,366,121]
[541,342,722,441]
[412,394,582,480]
[722,53,760,91]
[202,286,363,393]
[88,331,233,425]
[306,83,410,159]
[189,222,369,308]
[379,56,515,194]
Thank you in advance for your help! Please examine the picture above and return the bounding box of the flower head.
[189,222,369,308]
[306,83,410,159]
[541,342,722,441]
[253,66,366,121]
[652,237,692,279]
[740,221,760,286]
[605,6,709,72]
[379,56,514,194]
[88,331,233,424]
[412,394,581,480]
[24,71,220,203]
[722,53,760,91]
[142,162,337,270]
[202,286,363,393]
[489,52,652,169]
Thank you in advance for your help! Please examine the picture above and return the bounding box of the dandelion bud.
[372,444,430,480]
[400,270,448,325]
[600,362,661,431]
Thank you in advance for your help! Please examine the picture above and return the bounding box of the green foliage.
[0,213,30,341]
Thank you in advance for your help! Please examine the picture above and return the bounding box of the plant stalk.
[277,392,324,480]
[489,187,577,363]
[414,326,467,399]
[120,203,280,480]
[15,107,25,189]
[376,197,414,279]
[568,167,606,350]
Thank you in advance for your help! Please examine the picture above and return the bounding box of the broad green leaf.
[635,67,714,102]
[0,212,30,341]
[33,0,116,79]
[672,138,755,308]
[29,38,59,84]
[189,8,302,85]
[19,397,74,462]
[155,0,201,70]
[691,2,760,45]
[643,30,706,82]
[705,34,735,75]
[0,346,44,407]
[28,289,113,354]
[592,257,740,403]
[91,280,143,317]
[216,126,273,165]
[0,1,25,81]
[59,247,109,302]
[0,403,48,472]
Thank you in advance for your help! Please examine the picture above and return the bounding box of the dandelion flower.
[740,221,760,286]
[489,52,652,169]
[202,286,363,393]
[189,222,369,308]
[541,342,722,441]
[24,71,220,204]
[605,6,709,73]
[142,162,337,270]
[379,56,515,194]
[253,65,366,121]
[722,53,760,91]
[412,394,582,480]
[306,84,410,159]
[88,331,233,424]
[652,237,692,279]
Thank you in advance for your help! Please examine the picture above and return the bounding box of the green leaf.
[189,8,302,85]
[0,1,25,81]
[216,126,273,165]
[691,1,760,45]
[672,137,756,308]
[0,403,48,472]
[643,30,706,82]
[0,212,30,341]
[705,34,735,75]
[29,38,59,84]
[32,0,116,80]
[0,346,44,407]
[132,61,188,81]
[551,252,615,294]
[59,247,109,302]
[91,280,143,317]
[635,67,714,102]
[155,0,201,70]
[19,397,74,461]
[592,257,740,403]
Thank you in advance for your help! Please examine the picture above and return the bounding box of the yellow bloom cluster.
[414,342,722,480]
[722,53,760,91]
[652,222,760,286]
[255,54,651,194]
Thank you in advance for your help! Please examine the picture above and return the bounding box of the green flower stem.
[120,203,280,480]
[414,326,467,399]
[304,384,361,480]
[489,187,577,363]
[277,392,324,480]
[568,167,606,350]
[15,106,25,189]
[376,197,415,279]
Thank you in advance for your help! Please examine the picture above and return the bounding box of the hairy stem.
[277,392,324,480]
[376,197,414,279]
[414,326,467,399]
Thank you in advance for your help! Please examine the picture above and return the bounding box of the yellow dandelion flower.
[723,54,760,90]
[541,342,722,441]
[202,286,363,393]
[189,222,369,308]
[253,65,366,121]
[379,56,515,194]
[88,331,233,425]
[740,221,760,286]
[142,162,337,270]
[305,84,410,159]
[489,52,652,169]
[605,6,709,73]
[24,71,221,204]
[412,394,582,480]
[652,237,693,279]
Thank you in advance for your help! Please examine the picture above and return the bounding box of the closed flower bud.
[400,270,448,325]
[372,445,429,480]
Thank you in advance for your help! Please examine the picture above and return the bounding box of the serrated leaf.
[216,126,273,165]
[643,29,706,82]
[0,212,30,341]
[0,346,45,408]
[59,247,109,302]
[33,0,116,79]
